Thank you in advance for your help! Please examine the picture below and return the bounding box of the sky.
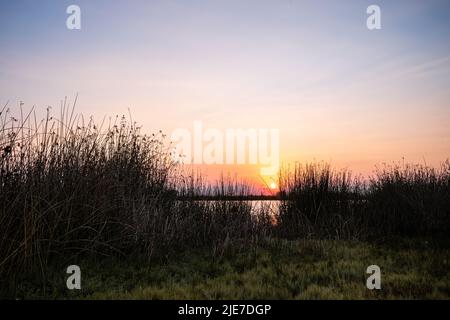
[1,0,449,189]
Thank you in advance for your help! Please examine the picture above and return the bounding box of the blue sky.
[1,0,449,176]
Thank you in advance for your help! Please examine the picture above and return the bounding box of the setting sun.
[1,0,449,302]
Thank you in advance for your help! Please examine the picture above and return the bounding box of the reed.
[366,161,450,237]
[1,102,448,296]
[276,161,450,240]
[276,162,366,239]
[0,103,266,290]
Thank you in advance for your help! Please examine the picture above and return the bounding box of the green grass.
[11,239,449,300]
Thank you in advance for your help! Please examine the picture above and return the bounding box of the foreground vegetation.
[12,239,450,299]
[1,102,449,298]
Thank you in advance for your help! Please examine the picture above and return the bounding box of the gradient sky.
[1,0,449,186]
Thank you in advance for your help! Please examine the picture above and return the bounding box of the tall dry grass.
[276,161,450,240]
[1,101,448,296]
[366,162,450,237]
[0,102,268,292]
[277,162,366,239]
[0,101,175,277]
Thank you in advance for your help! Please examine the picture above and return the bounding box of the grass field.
[11,238,449,299]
